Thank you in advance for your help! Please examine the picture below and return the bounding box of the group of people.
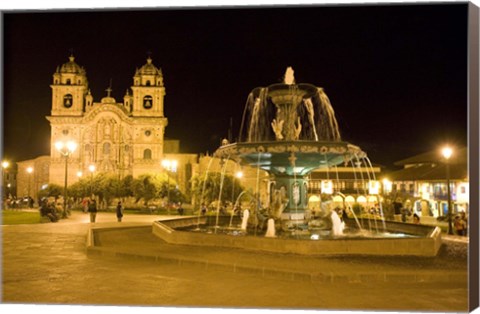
[3,196,35,209]
[39,197,126,223]
[39,198,60,222]
[82,198,124,223]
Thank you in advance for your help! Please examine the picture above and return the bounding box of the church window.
[145,130,151,137]
[55,79,58,84]
[66,79,71,85]
[146,80,151,86]
[143,149,152,159]
[103,142,111,155]
[143,96,153,109]
[78,80,81,84]
[62,129,69,135]
[63,94,73,108]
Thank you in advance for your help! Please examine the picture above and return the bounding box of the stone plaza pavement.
[1,211,471,312]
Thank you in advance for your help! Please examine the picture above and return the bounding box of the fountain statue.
[241,209,249,231]
[330,210,345,236]
[265,218,276,238]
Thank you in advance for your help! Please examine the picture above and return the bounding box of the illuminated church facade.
[47,55,171,186]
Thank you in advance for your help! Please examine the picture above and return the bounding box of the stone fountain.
[152,67,442,256]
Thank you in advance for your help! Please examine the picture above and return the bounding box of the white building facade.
[47,55,168,186]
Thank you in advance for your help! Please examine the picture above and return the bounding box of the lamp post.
[55,140,77,218]
[161,159,178,214]
[88,164,96,198]
[441,146,453,235]
[26,167,33,206]
[2,161,9,202]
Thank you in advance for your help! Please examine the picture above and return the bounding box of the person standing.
[460,211,468,236]
[413,213,420,224]
[88,199,98,223]
[116,201,124,222]
[177,203,184,216]
[81,198,89,213]
[454,213,467,236]
[28,196,34,209]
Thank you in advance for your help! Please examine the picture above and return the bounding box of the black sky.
[2,3,469,168]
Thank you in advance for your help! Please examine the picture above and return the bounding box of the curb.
[86,226,468,285]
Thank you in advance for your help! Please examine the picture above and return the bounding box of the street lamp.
[161,159,178,214]
[55,140,77,218]
[2,161,9,202]
[26,167,33,205]
[88,164,96,198]
[441,146,453,235]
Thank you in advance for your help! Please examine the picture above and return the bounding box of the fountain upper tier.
[238,77,342,143]
[216,68,365,170]
[215,140,364,175]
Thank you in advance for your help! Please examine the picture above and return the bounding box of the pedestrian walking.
[177,203,184,215]
[81,198,89,213]
[116,201,124,222]
[88,199,97,223]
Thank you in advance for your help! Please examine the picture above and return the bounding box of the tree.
[118,175,134,200]
[68,179,89,201]
[37,183,63,200]
[92,173,121,207]
[132,174,161,206]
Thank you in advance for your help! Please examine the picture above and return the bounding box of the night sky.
[2,3,469,169]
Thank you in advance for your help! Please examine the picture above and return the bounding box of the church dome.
[59,55,86,74]
[101,96,116,104]
[136,57,162,76]
[101,86,116,104]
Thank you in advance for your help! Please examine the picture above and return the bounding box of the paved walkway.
[1,210,470,312]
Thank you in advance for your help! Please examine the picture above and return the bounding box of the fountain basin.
[152,217,442,256]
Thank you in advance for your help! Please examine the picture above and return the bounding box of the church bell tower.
[50,55,88,116]
[129,56,168,176]
[131,57,166,117]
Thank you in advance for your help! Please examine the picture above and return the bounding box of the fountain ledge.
[152,217,442,257]
[214,141,363,157]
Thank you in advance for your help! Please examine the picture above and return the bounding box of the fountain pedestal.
[269,174,308,220]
